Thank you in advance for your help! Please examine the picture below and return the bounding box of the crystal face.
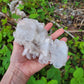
[13,18,68,68]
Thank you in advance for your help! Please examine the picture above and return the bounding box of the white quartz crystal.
[50,39,68,68]
[13,18,68,68]
[8,0,26,18]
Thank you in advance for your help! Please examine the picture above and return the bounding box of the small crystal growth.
[13,18,68,68]
[8,0,26,18]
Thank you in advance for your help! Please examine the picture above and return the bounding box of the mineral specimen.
[8,0,26,18]
[13,18,68,68]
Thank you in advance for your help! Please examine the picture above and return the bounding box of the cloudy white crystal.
[13,18,68,68]
[8,0,26,18]
[50,39,68,68]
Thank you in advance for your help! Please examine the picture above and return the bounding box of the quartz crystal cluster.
[8,0,26,18]
[13,18,68,68]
